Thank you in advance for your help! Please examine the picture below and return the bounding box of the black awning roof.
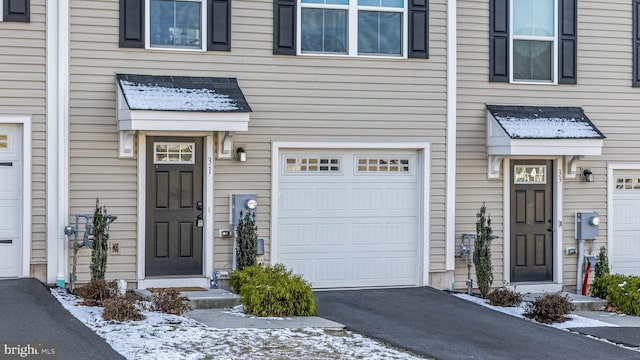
[116,74,252,113]
[486,105,605,139]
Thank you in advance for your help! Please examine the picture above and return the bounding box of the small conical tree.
[594,246,610,279]
[474,202,494,298]
[90,199,110,282]
[236,211,258,270]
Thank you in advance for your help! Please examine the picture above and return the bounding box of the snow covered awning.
[116,74,252,158]
[117,74,251,132]
[486,105,605,178]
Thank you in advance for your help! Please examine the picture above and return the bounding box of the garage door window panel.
[616,176,640,190]
[0,134,7,150]
[285,156,341,173]
[356,157,410,173]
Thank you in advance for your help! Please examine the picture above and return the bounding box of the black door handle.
[0,162,12,166]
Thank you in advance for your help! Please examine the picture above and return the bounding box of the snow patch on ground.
[453,293,618,329]
[51,289,424,360]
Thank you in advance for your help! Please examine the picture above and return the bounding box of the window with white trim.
[511,0,556,83]
[514,165,546,184]
[120,0,230,51]
[148,0,205,50]
[299,0,406,57]
[154,142,195,164]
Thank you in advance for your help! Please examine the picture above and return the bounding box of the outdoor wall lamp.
[583,169,593,182]
[236,147,247,162]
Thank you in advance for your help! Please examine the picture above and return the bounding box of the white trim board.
[445,0,457,272]
[0,116,32,278]
[46,0,70,285]
[270,141,431,287]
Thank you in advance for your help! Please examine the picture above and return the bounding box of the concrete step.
[134,288,241,309]
[523,292,607,311]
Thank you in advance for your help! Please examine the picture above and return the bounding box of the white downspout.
[445,0,458,276]
[46,0,70,286]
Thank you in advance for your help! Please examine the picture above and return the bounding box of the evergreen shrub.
[230,263,317,317]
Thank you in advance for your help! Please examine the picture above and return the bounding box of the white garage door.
[612,174,640,276]
[0,124,22,277]
[277,150,421,288]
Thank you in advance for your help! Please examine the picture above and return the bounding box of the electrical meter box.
[576,211,599,240]
[230,194,257,225]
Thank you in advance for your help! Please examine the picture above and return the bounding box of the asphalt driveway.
[0,278,123,360]
[314,287,640,360]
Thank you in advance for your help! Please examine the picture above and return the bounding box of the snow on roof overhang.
[116,74,252,132]
[485,105,605,179]
[486,105,605,156]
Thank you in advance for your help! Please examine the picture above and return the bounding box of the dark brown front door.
[510,160,553,282]
[146,137,203,276]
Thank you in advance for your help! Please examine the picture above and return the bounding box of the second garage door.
[277,150,422,288]
[612,174,640,276]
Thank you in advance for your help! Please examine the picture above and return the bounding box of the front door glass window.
[154,142,195,164]
[514,165,546,184]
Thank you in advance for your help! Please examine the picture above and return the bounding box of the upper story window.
[274,0,428,59]
[511,0,556,83]
[120,0,231,51]
[489,0,575,84]
[149,0,204,50]
[299,0,404,57]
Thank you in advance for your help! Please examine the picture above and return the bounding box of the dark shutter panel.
[489,0,508,82]
[119,0,144,48]
[408,0,428,59]
[634,0,640,86]
[273,0,296,55]
[3,0,29,22]
[558,0,577,84]
[208,0,231,51]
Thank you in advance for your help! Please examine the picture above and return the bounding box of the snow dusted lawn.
[51,288,424,360]
[453,293,617,329]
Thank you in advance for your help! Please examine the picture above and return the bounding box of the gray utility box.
[576,211,599,240]
[230,194,257,225]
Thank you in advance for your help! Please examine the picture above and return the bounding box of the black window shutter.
[208,0,231,51]
[3,0,29,22]
[408,0,428,59]
[634,0,640,87]
[120,0,144,48]
[558,0,577,84]
[489,0,508,82]
[273,0,296,55]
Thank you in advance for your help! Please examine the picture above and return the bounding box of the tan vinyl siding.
[69,0,449,282]
[456,0,633,289]
[0,0,47,267]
